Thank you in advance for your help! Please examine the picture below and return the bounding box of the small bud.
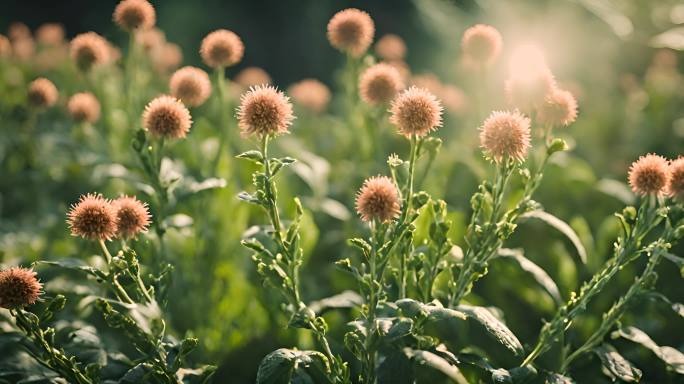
[412,191,430,208]
[547,138,568,155]
[622,206,637,222]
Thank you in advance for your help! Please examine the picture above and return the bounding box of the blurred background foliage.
[1,0,684,382]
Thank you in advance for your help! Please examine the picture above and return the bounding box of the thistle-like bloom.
[359,62,404,105]
[0,268,42,309]
[288,79,331,113]
[389,86,443,138]
[142,95,192,139]
[152,43,183,72]
[169,66,212,107]
[355,176,401,223]
[536,88,578,127]
[8,22,31,41]
[70,32,110,71]
[67,193,118,241]
[113,0,156,31]
[628,154,670,196]
[12,37,35,61]
[68,92,101,123]
[668,157,684,200]
[375,34,406,61]
[0,35,10,58]
[200,29,244,68]
[114,195,151,239]
[505,68,556,112]
[461,24,502,67]
[479,110,531,163]
[237,85,295,137]
[235,67,272,89]
[36,23,65,46]
[327,8,375,57]
[28,78,58,109]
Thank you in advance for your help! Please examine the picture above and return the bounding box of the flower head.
[200,29,244,68]
[114,196,151,239]
[8,22,30,41]
[169,66,212,107]
[359,62,404,105]
[668,157,684,200]
[628,154,670,196]
[36,23,65,46]
[461,24,502,67]
[237,85,295,137]
[327,8,374,57]
[0,35,10,58]
[0,268,42,309]
[536,88,578,127]
[28,78,58,109]
[375,34,406,61]
[389,86,443,138]
[70,32,110,71]
[505,67,556,112]
[142,95,192,139]
[152,43,183,72]
[68,92,101,123]
[235,67,272,89]
[289,79,331,113]
[479,110,531,163]
[67,193,118,241]
[355,176,401,223]
[113,0,156,31]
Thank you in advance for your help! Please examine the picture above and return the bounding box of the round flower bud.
[461,24,502,67]
[536,88,578,127]
[375,34,406,61]
[114,195,151,240]
[142,95,192,139]
[355,176,401,223]
[327,8,375,57]
[0,268,42,309]
[67,92,101,123]
[113,0,156,31]
[70,32,110,71]
[28,78,58,109]
[628,154,670,196]
[359,62,404,105]
[200,29,244,68]
[668,157,684,200]
[237,85,295,137]
[169,66,212,107]
[289,79,331,113]
[389,86,443,138]
[67,193,118,241]
[479,110,531,163]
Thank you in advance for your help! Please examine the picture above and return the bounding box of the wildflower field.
[2,0,684,383]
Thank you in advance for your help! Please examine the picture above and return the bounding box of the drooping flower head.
[28,78,58,109]
[200,29,244,68]
[536,88,578,127]
[68,92,101,123]
[355,176,401,223]
[237,85,295,137]
[0,268,42,309]
[628,154,670,196]
[288,79,331,113]
[235,67,272,89]
[389,86,443,138]
[114,195,151,240]
[461,24,502,67]
[113,0,156,31]
[36,23,65,46]
[142,95,192,139]
[70,32,110,71]
[169,66,212,107]
[67,193,118,241]
[359,62,404,105]
[479,110,531,163]
[327,8,375,57]
[668,157,684,200]
[375,34,406,61]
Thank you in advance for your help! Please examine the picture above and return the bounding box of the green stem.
[399,136,419,299]
[211,66,228,174]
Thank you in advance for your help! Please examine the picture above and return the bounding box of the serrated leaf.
[308,290,363,314]
[256,349,329,384]
[521,210,587,264]
[614,326,684,374]
[498,248,562,304]
[236,150,264,163]
[35,260,106,280]
[594,343,641,383]
[456,305,524,356]
[403,348,468,384]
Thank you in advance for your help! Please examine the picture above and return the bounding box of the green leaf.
[520,210,587,264]
[544,373,575,384]
[377,349,414,384]
[236,150,264,163]
[663,253,684,277]
[256,349,330,384]
[456,305,524,356]
[613,326,684,374]
[308,290,363,314]
[491,366,537,383]
[403,348,468,384]
[594,343,641,383]
[35,260,106,280]
[497,248,562,304]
